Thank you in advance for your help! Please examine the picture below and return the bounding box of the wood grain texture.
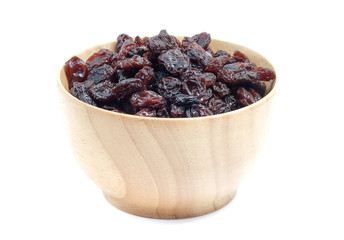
[57,39,277,219]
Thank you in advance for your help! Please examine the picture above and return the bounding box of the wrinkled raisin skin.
[65,56,88,87]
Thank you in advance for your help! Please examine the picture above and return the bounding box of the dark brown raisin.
[223,62,257,73]
[86,49,117,70]
[158,49,190,75]
[112,78,144,101]
[223,95,237,111]
[185,104,212,117]
[191,32,211,49]
[157,77,182,99]
[236,87,261,107]
[252,67,276,81]
[212,82,231,98]
[170,104,185,117]
[65,56,88,87]
[182,77,207,98]
[135,108,157,117]
[156,106,170,118]
[87,64,115,84]
[115,55,152,70]
[207,97,231,114]
[135,66,156,85]
[116,34,133,52]
[130,90,166,109]
[186,43,212,69]
[89,81,116,102]
[217,68,235,83]
[202,72,216,87]
[148,30,179,56]
[233,50,249,63]
[70,81,96,106]
[214,50,230,58]
[170,94,200,106]
[181,37,194,53]
[205,55,230,72]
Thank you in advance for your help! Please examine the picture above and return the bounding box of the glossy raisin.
[157,77,182,99]
[217,68,235,83]
[116,34,133,52]
[212,82,231,98]
[223,62,256,73]
[156,107,170,118]
[205,55,230,72]
[170,94,200,106]
[214,50,230,58]
[148,30,179,56]
[87,64,115,84]
[207,97,231,114]
[233,50,249,63]
[170,104,185,117]
[191,32,211,49]
[70,81,96,106]
[223,94,237,111]
[158,49,190,75]
[135,66,156,85]
[65,56,88,87]
[186,43,212,69]
[115,55,152,70]
[252,67,276,81]
[236,87,262,107]
[130,90,166,109]
[89,81,116,102]
[182,77,207,98]
[112,78,144,101]
[186,104,212,117]
[202,72,216,87]
[86,49,117,70]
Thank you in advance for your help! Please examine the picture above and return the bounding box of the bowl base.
[103,191,237,219]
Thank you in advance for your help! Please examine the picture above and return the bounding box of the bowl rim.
[57,39,278,122]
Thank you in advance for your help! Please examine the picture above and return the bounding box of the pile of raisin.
[65,30,275,118]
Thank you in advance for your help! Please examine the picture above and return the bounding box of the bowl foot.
[103,191,237,219]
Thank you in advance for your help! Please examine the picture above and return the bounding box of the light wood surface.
[57,38,277,219]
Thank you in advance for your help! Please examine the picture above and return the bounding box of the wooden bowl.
[57,38,277,219]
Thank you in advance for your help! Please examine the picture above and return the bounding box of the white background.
[1,0,343,239]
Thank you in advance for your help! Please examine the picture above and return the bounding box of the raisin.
[185,104,213,117]
[233,50,250,63]
[157,77,182,99]
[135,108,157,117]
[181,37,194,53]
[236,87,261,107]
[87,64,115,84]
[70,81,96,106]
[191,32,211,49]
[206,47,214,57]
[135,66,156,85]
[116,34,133,52]
[217,68,235,83]
[205,55,230,72]
[112,78,144,101]
[223,62,256,73]
[170,104,185,117]
[186,43,212,69]
[252,67,276,81]
[65,56,88,87]
[148,30,179,56]
[156,106,170,118]
[115,70,132,83]
[214,50,230,58]
[182,77,207,98]
[158,49,190,75]
[223,95,237,111]
[180,67,202,81]
[130,90,166,109]
[207,97,231,114]
[170,94,200,106]
[89,81,116,102]
[202,72,216,87]
[115,55,152,70]
[212,82,231,98]
[200,88,214,104]
[86,49,117,70]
